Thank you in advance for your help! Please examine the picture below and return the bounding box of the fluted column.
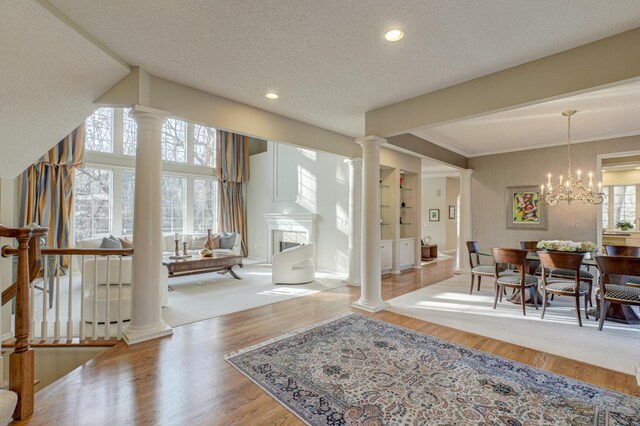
[343,158,362,286]
[455,169,473,274]
[352,136,389,312]
[123,105,173,345]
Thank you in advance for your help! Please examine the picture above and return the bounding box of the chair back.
[604,245,640,257]
[538,251,583,287]
[491,248,527,275]
[595,255,640,288]
[519,241,539,250]
[466,241,481,268]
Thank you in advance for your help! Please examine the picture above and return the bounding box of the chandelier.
[541,110,604,206]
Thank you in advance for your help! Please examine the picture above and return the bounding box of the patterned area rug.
[226,313,640,425]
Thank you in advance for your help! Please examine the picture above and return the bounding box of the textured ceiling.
[412,80,640,157]
[49,0,640,138]
[0,1,129,178]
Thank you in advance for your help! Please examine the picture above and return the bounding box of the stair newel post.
[11,233,35,420]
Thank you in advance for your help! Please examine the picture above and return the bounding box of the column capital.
[131,105,171,123]
[356,135,386,149]
[459,169,473,179]
[344,157,363,169]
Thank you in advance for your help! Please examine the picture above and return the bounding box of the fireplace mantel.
[263,213,318,262]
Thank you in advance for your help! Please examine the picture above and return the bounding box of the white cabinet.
[381,240,393,274]
[399,238,415,270]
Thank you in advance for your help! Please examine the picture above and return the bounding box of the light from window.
[193,124,216,167]
[193,178,218,233]
[161,118,187,163]
[122,172,136,235]
[123,108,138,156]
[74,168,112,241]
[85,108,114,153]
[612,185,636,226]
[162,176,186,233]
[601,189,609,230]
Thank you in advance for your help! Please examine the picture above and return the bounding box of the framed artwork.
[506,186,547,230]
[448,205,456,220]
[429,209,440,222]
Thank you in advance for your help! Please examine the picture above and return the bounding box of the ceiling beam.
[365,27,640,138]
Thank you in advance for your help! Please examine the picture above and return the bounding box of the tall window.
[162,176,186,233]
[161,118,187,162]
[193,124,216,167]
[194,178,218,233]
[74,168,112,240]
[121,172,136,235]
[85,108,114,153]
[122,108,138,156]
[612,185,636,226]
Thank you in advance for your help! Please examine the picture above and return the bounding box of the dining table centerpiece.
[537,240,597,253]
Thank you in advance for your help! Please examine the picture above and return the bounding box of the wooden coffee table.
[162,253,243,288]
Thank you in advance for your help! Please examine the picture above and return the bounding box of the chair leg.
[477,276,482,291]
[520,287,526,316]
[584,293,589,320]
[499,285,503,302]
[493,283,500,309]
[588,280,593,307]
[469,274,475,295]
[541,289,547,319]
[573,294,582,327]
[530,287,538,310]
[598,299,607,331]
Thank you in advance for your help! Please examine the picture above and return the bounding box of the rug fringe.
[224,312,354,359]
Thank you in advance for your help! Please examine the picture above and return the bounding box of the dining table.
[476,248,640,325]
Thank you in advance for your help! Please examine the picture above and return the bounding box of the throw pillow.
[219,232,236,250]
[211,234,221,249]
[191,235,208,250]
[118,238,133,249]
[100,237,122,249]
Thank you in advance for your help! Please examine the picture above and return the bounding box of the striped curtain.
[18,124,85,268]
[216,130,250,256]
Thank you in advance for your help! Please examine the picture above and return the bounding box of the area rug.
[387,274,640,375]
[226,313,640,425]
[162,262,347,327]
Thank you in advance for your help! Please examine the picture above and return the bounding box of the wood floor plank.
[15,259,640,425]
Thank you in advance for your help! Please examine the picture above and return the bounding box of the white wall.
[421,177,447,247]
[246,142,350,273]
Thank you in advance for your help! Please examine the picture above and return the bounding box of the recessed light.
[385,29,404,42]
[265,92,278,100]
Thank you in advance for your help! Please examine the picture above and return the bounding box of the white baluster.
[67,257,74,341]
[41,255,48,340]
[54,256,61,341]
[104,256,111,339]
[117,256,123,340]
[92,255,98,340]
[80,256,85,341]
[30,263,36,342]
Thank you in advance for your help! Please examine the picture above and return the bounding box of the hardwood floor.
[16,259,640,425]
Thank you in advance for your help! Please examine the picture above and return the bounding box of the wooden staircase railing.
[0,224,48,420]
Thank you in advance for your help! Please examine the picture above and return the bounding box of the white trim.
[408,132,472,157]
[272,143,298,203]
[263,213,318,263]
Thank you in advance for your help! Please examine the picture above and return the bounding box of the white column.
[343,158,362,286]
[123,105,173,345]
[455,169,473,274]
[352,136,389,312]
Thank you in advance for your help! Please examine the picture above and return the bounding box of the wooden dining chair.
[604,245,640,285]
[546,257,595,307]
[538,251,588,326]
[491,248,538,315]
[519,241,542,275]
[595,255,640,331]
[466,241,494,294]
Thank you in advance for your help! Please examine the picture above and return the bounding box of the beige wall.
[602,169,640,186]
[445,177,460,250]
[469,135,640,247]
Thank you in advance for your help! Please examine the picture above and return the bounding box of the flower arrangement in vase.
[537,240,597,253]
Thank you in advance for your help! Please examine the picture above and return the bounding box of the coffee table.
[162,253,243,288]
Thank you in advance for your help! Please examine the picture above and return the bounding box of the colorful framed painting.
[506,186,547,230]
[429,209,440,222]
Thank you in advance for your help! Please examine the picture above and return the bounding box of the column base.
[453,268,470,275]
[391,270,401,275]
[351,300,390,313]
[123,320,173,345]
[342,279,361,286]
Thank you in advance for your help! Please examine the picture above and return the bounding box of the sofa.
[272,243,316,284]
[161,232,242,256]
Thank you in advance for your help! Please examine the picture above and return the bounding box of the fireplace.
[263,213,318,262]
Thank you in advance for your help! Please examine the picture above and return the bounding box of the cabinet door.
[627,238,640,247]
[399,241,413,265]
[381,243,392,271]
